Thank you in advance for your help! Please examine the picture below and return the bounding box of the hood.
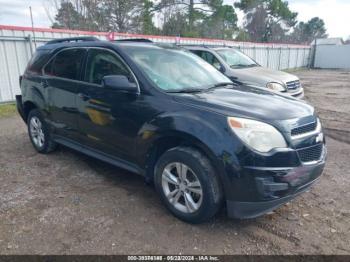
[227,66,299,87]
[173,85,314,122]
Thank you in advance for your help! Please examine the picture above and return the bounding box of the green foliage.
[292,17,327,44]
[162,12,191,36]
[235,29,251,41]
[268,0,297,26]
[141,0,158,35]
[52,1,86,30]
[202,0,238,39]
[235,0,298,42]
[50,0,327,44]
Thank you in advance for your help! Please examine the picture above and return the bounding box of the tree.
[201,0,238,39]
[155,0,238,38]
[162,12,190,36]
[52,1,85,29]
[235,29,251,41]
[51,0,107,31]
[292,17,327,44]
[50,0,330,44]
[101,0,143,33]
[139,0,158,35]
[235,0,298,42]
[51,0,143,32]
[155,0,216,37]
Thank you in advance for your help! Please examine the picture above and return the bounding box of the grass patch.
[0,103,17,118]
[283,67,309,73]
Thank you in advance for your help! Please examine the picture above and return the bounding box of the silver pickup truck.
[186,46,304,99]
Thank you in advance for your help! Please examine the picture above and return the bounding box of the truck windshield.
[216,49,258,69]
[125,46,231,92]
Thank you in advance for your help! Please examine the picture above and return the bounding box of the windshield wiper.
[207,82,236,90]
[231,64,257,68]
[167,82,235,93]
[167,88,204,93]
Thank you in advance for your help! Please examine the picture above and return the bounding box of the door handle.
[78,93,91,101]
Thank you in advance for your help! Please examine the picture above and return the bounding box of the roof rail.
[45,36,100,45]
[180,44,228,48]
[114,38,153,43]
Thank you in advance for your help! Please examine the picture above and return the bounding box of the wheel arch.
[144,131,225,193]
[23,100,39,121]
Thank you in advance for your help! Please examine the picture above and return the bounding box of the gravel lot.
[0,69,349,255]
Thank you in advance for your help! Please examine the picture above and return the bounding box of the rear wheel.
[27,109,57,153]
[155,146,223,223]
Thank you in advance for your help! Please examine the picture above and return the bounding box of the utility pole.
[29,6,37,48]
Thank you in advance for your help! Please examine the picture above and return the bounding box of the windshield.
[124,45,231,92]
[216,49,258,68]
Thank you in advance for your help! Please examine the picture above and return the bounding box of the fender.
[23,74,46,111]
[28,86,45,108]
[136,110,241,195]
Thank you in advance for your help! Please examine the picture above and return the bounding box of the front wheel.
[154,147,223,223]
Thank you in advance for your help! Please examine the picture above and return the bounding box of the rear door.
[42,48,86,140]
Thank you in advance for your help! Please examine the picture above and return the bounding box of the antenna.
[29,6,37,48]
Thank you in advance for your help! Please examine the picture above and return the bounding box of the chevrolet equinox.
[16,37,326,223]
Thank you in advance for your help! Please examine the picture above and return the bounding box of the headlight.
[266,82,286,92]
[227,117,287,153]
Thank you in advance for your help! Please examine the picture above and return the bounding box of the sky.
[0,0,349,40]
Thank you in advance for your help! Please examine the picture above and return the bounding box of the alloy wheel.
[161,162,203,213]
[29,116,45,148]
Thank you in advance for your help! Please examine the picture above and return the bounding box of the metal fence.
[0,25,312,103]
[314,45,350,69]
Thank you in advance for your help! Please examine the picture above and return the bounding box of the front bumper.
[227,178,316,219]
[288,87,304,99]
[226,145,326,219]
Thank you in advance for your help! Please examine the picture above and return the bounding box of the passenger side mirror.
[219,65,225,73]
[102,75,138,93]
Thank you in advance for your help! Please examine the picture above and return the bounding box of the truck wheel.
[27,109,57,154]
[154,146,223,223]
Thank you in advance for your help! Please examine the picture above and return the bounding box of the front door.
[76,48,141,162]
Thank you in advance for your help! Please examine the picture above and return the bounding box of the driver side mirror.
[102,75,138,94]
[213,62,225,73]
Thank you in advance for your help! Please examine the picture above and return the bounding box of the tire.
[27,109,57,154]
[154,146,223,223]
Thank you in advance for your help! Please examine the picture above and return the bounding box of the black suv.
[16,37,326,223]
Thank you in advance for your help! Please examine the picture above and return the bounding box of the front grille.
[297,143,323,163]
[291,121,317,136]
[286,80,301,90]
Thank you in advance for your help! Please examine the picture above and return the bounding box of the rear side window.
[26,50,50,74]
[84,49,131,85]
[45,49,86,80]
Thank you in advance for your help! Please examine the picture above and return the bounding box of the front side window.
[125,46,230,92]
[85,49,131,85]
[47,49,86,80]
[216,49,257,68]
[199,51,222,71]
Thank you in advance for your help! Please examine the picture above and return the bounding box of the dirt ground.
[0,69,349,255]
